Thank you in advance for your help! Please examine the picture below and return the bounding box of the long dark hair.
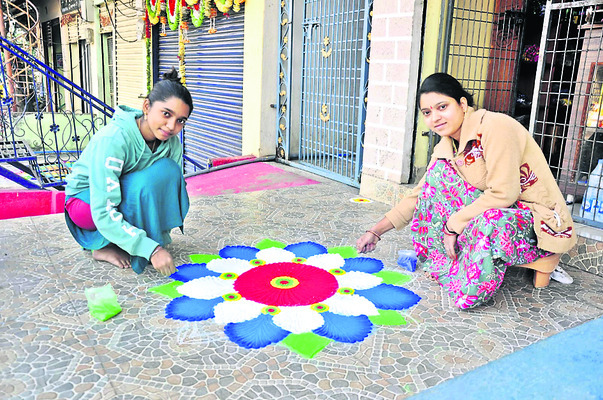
[417,73,474,107]
[147,68,194,115]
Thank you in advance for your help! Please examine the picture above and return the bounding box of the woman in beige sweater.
[357,73,577,309]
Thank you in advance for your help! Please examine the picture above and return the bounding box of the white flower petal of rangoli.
[305,253,345,270]
[177,276,234,300]
[323,293,379,316]
[213,299,264,324]
[206,258,253,275]
[336,271,383,290]
[272,306,325,334]
[255,248,296,264]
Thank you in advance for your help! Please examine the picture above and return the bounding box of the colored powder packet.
[397,250,417,272]
[85,284,122,321]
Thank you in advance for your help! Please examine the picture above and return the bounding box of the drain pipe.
[184,155,277,179]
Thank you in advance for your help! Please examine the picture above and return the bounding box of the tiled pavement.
[1,162,602,399]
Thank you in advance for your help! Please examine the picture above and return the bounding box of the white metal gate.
[277,0,372,187]
[530,0,603,228]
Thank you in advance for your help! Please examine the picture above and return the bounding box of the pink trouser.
[65,197,96,230]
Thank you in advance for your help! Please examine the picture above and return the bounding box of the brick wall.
[360,0,423,205]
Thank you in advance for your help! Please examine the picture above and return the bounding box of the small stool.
[516,254,561,288]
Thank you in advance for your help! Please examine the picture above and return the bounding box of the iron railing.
[0,36,114,188]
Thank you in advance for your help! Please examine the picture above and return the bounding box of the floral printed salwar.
[411,160,550,309]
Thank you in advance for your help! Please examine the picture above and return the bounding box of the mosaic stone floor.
[1,162,602,399]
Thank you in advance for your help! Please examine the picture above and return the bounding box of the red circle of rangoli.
[234,262,339,306]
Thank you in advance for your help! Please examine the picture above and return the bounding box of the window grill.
[445,0,527,114]
[530,1,603,228]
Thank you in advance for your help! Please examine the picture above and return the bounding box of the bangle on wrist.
[443,223,457,236]
[150,245,162,259]
[366,229,382,241]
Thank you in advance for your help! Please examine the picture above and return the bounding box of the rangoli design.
[150,239,421,358]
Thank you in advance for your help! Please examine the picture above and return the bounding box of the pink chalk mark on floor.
[185,163,320,196]
[0,189,66,220]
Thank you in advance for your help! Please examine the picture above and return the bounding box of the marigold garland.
[215,0,233,14]
[191,0,205,27]
[144,8,152,95]
[178,0,187,85]
[146,0,162,19]
[145,38,152,94]
[167,0,181,30]
[145,0,240,33]
[208,6,217,34]
[159,16,167,36]
[233,0,244,12]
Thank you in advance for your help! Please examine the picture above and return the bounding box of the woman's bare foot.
[92,244,131,269]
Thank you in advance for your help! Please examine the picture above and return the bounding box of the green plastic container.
[85,284,122,321]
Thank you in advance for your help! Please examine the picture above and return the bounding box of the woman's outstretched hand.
[150,246,176,276]
[356,231,380,253]
[443,232,458,260]
[356,218,395,254]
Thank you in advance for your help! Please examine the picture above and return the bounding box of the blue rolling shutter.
[157,11,244,174]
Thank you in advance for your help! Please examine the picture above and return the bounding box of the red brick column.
[360,0,423,205]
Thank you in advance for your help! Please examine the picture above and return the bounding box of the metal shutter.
[157,10,244,174]
[115,2,147,108]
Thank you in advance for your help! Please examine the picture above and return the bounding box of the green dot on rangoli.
[220,272,238,280]
[310,303,329,313]
[222,293,241,301]
[270,276,299,289]
[262,306,280,315]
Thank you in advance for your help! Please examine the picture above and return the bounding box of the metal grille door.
[445,0,526,113]
[157,11,244,174]
[296,0,371,186]
[530,1,603,228]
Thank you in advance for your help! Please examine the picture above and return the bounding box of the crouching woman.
[64,68,192,275]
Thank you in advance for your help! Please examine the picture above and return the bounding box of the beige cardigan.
[385,107,577,253]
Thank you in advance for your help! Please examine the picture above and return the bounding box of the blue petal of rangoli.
[219,245,259,261]
[166,296,223,321]
[356,284,421,310]
[313,312,373,343]
[342,257,384,273]
[170,263,220,282]
[284,241,328,258]
[224,314,290,349]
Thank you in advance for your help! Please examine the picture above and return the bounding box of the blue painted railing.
[0,36,114,189]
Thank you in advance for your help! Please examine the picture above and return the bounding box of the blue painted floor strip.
[411,316,603,400]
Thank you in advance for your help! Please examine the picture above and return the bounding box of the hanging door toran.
[277,0,372,187]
